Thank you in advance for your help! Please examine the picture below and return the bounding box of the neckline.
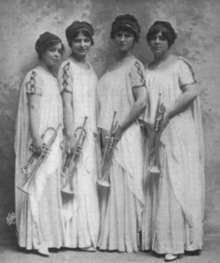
[69,56,91,70]
[107,55,136,73]
[37,65,57,78]
[147,55,178,71]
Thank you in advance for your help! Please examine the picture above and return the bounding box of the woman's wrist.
[166,108,173,120]
[32,134,41,143]
[118,125,123,132]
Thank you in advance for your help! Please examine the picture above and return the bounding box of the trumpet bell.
[17,184,29,194]
[97,178,110,187]
[61,183,75,195]
[148,166,160,174]
[17,173,34,194]
[61,188,75,195]
[18,124,62,195]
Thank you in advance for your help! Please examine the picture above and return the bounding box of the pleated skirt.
[142,145,203,254]
[17,168,65,250]
[62,159,100,249]
[98,161,142,252]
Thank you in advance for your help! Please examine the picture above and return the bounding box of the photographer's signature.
[6,212,16,225]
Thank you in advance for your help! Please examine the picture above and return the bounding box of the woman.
[58,21,99,251]
[15,32,65,256]
[97,14,147,252]
[142,21,205,262]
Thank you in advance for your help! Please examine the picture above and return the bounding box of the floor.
[0,235,220,263]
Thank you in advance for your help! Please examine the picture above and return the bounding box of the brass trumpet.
[18,124,62,194]
[148,97,165,174]
[61,116,88,195]
[97,111,118,187]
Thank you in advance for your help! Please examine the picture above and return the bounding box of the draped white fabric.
[97,58,145,252]
[14,66,64,250]
[142,57,205,254]
[58,58,100,248]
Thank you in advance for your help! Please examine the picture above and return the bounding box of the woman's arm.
[114,86,147,141]
[162,83,199,129]
[62,91,75,152]
[27,94,43,154]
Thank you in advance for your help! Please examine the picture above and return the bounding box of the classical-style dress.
[58,57,100,249]
[15,66,64,250]
[97,57,146,252]
[142,57,205,254]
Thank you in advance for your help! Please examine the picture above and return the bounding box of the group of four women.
[15,14,205,262]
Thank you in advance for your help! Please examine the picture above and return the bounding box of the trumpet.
[148,97,165,174]
[61,116,88,195]
[97,111,118,187]
[18,124,62,194]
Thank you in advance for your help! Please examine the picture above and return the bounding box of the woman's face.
[114,30,135,53]
[148,31,169,57]
[41,42,62,68]
[70,31,92,59]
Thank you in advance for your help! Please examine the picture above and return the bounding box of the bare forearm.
[169,88,198,119]
[63,104,75,139]
[28,95,41,140]
[29,108,40,140]
[120,99,146,131]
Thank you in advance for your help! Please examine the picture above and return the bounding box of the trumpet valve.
[61,176,75,195]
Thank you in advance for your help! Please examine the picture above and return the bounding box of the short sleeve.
[178,58,196,87]
[58,61,73,93]
[25,71,43,95]
[129,61,146,88]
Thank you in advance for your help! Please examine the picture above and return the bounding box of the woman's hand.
[160,83,198,132]
[65,135,77,154]
[65,135,83,157]
[112,125,124,144]
[31,136,44,154]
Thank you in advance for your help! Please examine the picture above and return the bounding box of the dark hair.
[67,29,94,47]
[147,30,170,44]
[66,21,94,47]
[110,14,140,42]
[35,32,64,59]
[146,21,177,46]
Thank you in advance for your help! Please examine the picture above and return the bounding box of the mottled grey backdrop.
[0,0,219,244]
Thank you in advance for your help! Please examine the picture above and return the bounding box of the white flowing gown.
[15,66,64,250]
[58,58,100,249]
[142,57,205,254]
[97,58,146,252]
